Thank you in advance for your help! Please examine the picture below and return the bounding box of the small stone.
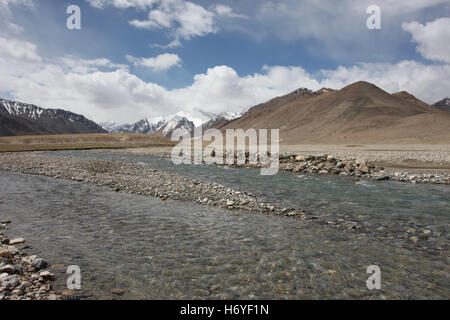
[39,271,54,280]
[374,175,390,181]
[0,264,15,274]
[0,247,11,258]
[410,236,419,243]
[61,289,77,297]
[111,288,125,295]
[6,276,20,289]
[9,238,26,245]
[31,258,47,270]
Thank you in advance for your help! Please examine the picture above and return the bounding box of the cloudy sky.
[1,0,449,124]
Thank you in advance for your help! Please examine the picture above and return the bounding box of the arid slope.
[219,81,450,144]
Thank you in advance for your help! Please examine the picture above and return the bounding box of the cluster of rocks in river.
[172,151,450,185]
[0,222,59,300]
[0,152,447,257]
[276,154,448,185]
[279,154,389,179]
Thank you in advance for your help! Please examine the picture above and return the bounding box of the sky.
[0,0,450,125]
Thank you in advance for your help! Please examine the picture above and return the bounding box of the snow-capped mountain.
[433,98,450,112]
[100,117,165,134]
[101,115,195,138]
[100,109,245,137]
[198,110,245,131]
[0,98,106,136]
[156,116,195,137]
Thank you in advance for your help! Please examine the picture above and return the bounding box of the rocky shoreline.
[277,154,450,185]
[122,148,450,185]
[0,222,60,300]
[0,152,448,258]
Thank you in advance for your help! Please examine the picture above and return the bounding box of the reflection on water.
[1,172,448,299]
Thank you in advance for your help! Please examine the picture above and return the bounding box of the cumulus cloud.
[125,53,181,71]
[2,34,450,125]
[0,0,32,35]
[85,0,157,10]
[0,36,41,62]
[128,0,218,43]
[88,0,246,47]
[214,5,248,19]
[402,18,450,64]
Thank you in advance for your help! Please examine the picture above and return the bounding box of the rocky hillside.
[433,98,450,112]
[0,98,106,136]
[217,81,450,144]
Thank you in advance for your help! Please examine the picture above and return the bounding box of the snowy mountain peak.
[1,99,45,120]
[0,98,106,136]
[101,114,195,137]
[433,98,450,112]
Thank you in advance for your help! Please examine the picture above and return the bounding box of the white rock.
[39,271,54,280]
[9,238,25,245]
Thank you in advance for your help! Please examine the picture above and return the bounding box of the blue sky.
[1,0,449,124]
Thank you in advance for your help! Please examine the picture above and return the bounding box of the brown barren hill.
[220,81,450,144]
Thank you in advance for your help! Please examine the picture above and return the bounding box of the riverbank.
[109,145,450,185]
[0,222,60,300]
[0,152,448,258]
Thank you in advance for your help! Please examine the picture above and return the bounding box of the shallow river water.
[0,150,448,299]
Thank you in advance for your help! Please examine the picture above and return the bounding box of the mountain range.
[100,116,196,138]
[1,82,449,143]
[0,98,106,136]
[100,111,244,138]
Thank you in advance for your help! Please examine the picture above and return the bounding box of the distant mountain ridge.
[215,81,450,144]
[101,117,166,134]
[101,115,195,138]
[0,98,106,136]
[433,98,450,112]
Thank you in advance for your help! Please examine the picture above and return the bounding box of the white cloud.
[59,56,129,74]
[88,0,246,47]
[5,21,24,33]
[214,5,248,19]
[126,53,181,71]
[0,0,32,35]
[0,0,33,9]
[374,0,448,12]
[1,34,450,124]
[129,0,217,42]
[85,0,157,10]
[402,18,450,64]
[0,36,41,62]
